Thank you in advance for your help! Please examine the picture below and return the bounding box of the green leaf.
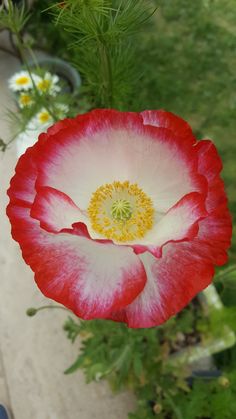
[64,355,84,374]
[133,356,143,379]
[221,272,236,306]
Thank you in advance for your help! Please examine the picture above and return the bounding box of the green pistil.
[111,199,133,221]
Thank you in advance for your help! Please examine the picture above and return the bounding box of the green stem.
[88,9,113,108]
[27,305,70,317]
[14,31,57,121]
[214,264,236,282]
[101,344,131,378]
[6,129,26,148]
[164,391,184,419]
[99,41,113,108]
[36,305,70,312]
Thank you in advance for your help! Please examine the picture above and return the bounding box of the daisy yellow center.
[16,76,30,86]
[19,93,32,106]
[88,181,154,242]
[38,111,50,124]
[37,79,51,92]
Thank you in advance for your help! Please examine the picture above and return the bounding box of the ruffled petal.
[194,139,232,265]
[109,246,214,328]
[7,137,147,319]
[30,186,87,233]
[8,205,147,318]
[108,139,232,328]
[131,192,207,250]
[196,140,227,211]
[141,110,196,145]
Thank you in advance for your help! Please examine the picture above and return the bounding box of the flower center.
[16,76,30,86]
[37,79,51,92]
[19,93,32,107]
[111,199,133,221]
[38,110,51,124]
[88,181,154,242]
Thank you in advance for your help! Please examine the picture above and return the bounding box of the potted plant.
[167,285,236,368]
[1,0,82,155]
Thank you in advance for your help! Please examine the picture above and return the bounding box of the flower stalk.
[99,40,113,108]
[51,0,156,109]
[1,0,58,121]
[26,305,70,317]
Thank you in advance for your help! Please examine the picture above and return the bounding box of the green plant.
[62,294,236,418]
[129,372,236,419]
[44,0,156,109]
[0,1,80,149]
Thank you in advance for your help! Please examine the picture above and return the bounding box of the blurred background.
[0,1,235,418]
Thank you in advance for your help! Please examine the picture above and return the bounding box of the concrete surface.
[0,47,135,418]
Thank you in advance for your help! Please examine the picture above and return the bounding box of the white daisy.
[36,108,53,125]
[8,71,40,92]
[55,103,69,117]
[16,114,52,157]
[18,92,34,108]
[36,72,61,96]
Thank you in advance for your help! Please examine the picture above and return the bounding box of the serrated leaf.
[64,355,84,374]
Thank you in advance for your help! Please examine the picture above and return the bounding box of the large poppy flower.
[7,109,232,328]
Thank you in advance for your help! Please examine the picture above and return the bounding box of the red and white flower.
[7,109,232,328]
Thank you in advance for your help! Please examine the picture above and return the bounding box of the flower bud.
[26,307,37,317]
[218,376,230,388]
[153,403,162,414]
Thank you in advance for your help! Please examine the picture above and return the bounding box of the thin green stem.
[214,264,236,282]
[26,305,71,317]
[88,9,114,108]
[14,30,58,121]
[36,305,70,313]
[164,391,184,419]
[98,41,113,107]
[6,129,25,148]
[102,344,131,377]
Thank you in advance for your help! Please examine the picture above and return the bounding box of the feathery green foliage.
[0,0,31,32]
[49,0,156,108]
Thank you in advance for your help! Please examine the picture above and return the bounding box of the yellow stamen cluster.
[88,181,154,242]
[16,76,30,86]
[37,79,51,92]
[19,93,33,107]
[38,110,50,124]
